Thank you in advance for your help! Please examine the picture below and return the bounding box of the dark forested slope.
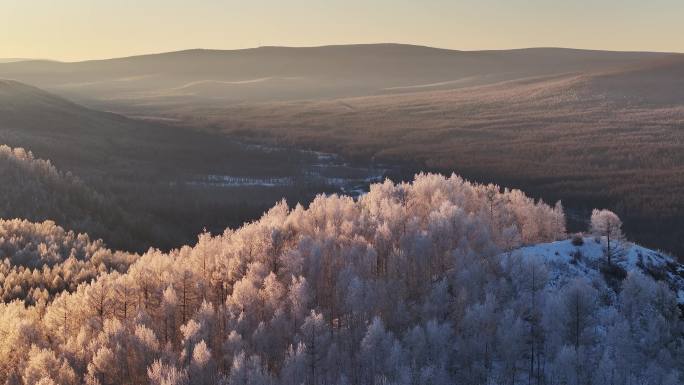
[0,145,143,249]
[1,80,324,253]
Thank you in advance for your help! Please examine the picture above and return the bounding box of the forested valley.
[3,46,681,258]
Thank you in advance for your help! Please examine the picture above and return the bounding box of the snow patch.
[504,237,684,303]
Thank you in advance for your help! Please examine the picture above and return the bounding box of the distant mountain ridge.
[0,44,677,106]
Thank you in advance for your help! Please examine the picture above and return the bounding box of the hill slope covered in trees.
[0,79,348,252]
[0,218,136,303]
[0,144,145,249]
[1,174,681,385]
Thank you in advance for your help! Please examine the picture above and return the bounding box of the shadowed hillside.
[0,79,302,179]
[0,145,145,249]
[0,80,339,251]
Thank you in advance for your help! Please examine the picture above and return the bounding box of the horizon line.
[4,43,682,64]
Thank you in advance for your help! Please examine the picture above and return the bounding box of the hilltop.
[508,237,684,303]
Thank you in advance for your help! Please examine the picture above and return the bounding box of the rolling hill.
[0,78,271,179]
[0,44,674,108]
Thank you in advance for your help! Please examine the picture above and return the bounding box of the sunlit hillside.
[1,174,682,385]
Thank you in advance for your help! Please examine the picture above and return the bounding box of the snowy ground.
[193,175,295,187]
[505,237,684,303]
[189,143,395,198]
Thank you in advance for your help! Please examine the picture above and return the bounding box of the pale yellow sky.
[1,0,682,61]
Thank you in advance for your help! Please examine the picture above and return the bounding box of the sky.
[1,0,683,61]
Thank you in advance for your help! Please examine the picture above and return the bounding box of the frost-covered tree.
[225,352,273,385]
[189,340,215,385]
[590,209,624,264]
[148,360,188,385]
